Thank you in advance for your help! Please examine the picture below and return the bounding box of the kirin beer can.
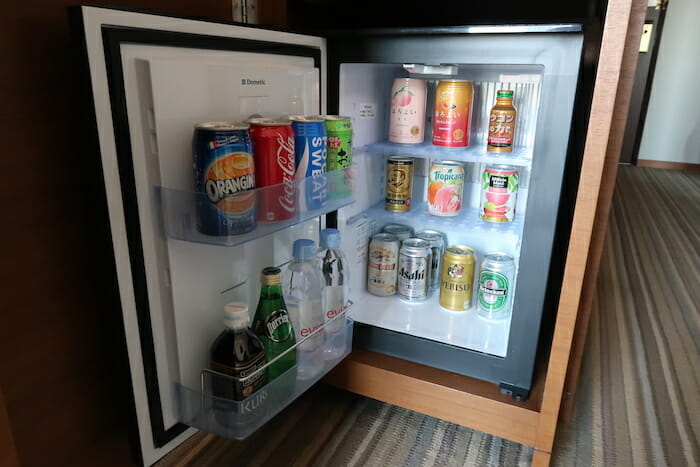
[439,245,476,311]
[389,78,427,144]
[290,116,327,211]
[477,253,515,320]
[415,230,445,292]
[248,118,296,222]
[385,156,414,212]
[432,80,474,147]
[397,238,432,301]
[318,115,353,199]
[367,233,400,296]
[193,122,256,236]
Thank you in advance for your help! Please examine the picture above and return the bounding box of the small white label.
[359,103,376,119]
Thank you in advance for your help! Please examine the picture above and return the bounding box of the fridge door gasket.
[75,6,326,465]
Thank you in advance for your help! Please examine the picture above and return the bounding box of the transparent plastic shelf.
[350,291,511,358]
[364,141,533,166]
[159,168,354,247]
[176,314,353,440]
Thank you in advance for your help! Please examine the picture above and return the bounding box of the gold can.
[439,245,476,311]
[385,156,414,212]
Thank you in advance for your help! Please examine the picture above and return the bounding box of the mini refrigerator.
[74,6,583,465]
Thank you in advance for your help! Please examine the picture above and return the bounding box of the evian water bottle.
[285,239,325,380]
[319,228,349,359]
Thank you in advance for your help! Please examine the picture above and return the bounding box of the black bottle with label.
[210,302,268,402]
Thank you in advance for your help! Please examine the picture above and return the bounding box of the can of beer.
[385,156,414,212]
[290,116,327,211]
[427,160,465,216]
[432,80,474,147]
[477,253,515,320]
[318,115,352,199]
[382,223,413,243]
[480,165,519,223]
[397,238,432,301]
[367,233,400,296]
[487,90,517,153]
[248,118,296,222]
[193,122,256,236]
[389,78,427,144]
[415,230,445,292]
[439,245,476,311]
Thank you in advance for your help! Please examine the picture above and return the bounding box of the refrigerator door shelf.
[364,141,533,167]
[176,316,353,440]
[159,167,354,247]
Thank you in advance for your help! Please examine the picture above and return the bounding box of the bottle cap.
[223,302,249,329]
[293,238,316,261]
[261,267,281,285]
[497,90,514,99]
[320,228,341,249]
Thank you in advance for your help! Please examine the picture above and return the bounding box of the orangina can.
[427,161,465,216]
[432,80,474,147]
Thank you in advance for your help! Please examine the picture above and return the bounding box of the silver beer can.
[397,238,432,301]
[382,223,413,243]
[415,230,445,292]
[477,252,516,320]
[367,233,400,296]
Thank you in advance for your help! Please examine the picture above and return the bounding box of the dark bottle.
[252,267,297,379]
[210,302,267,401]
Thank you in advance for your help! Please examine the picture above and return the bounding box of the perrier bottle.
[252,267,297,379]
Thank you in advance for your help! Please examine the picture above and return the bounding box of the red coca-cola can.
[248,118,297,221]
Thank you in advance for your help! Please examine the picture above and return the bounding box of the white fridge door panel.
[79,6,325,465]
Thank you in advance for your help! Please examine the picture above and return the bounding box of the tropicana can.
[428,161,465,216]
[439,245,476,311]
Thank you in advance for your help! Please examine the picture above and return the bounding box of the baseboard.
[637,159,700,171]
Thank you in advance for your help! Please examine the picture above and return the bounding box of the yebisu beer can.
[193,122,256,236]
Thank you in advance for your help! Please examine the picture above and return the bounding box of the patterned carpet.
[162,166,699,466]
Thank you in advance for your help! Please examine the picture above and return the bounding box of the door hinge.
[233,0,259,24]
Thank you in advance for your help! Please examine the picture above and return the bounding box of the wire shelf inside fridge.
[363,141,533,166]
[158,167,355,247]
[176,315,353,440]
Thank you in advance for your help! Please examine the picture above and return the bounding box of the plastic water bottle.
[285,238,325,380]
[319,228,349,360]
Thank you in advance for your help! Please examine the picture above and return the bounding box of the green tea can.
[319,115,353,199]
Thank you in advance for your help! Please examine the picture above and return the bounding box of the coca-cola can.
[248,118,297,222]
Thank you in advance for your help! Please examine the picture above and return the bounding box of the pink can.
[389,78,427,144]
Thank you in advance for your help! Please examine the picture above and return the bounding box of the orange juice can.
[432,80,474,147]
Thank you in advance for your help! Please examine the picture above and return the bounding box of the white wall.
[638,0,700,164]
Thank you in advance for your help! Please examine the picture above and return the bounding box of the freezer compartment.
[159,166,354,247]
[175,316,353,440]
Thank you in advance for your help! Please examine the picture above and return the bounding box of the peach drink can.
[389,78,427,144]
[432,80,474,147]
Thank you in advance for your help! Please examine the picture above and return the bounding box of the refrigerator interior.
[337,63,542,358]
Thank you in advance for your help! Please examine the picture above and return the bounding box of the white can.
[389,78,427,144]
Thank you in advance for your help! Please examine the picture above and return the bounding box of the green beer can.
[318,115,352,199]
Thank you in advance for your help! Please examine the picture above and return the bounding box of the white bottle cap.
[224,302,249,329]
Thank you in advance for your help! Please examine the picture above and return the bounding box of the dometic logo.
[241,78,266,85]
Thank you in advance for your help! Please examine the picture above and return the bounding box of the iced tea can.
[193,122,256,236]
[432,80,474,147]
[389,78,427,144]
[385,156,414,212]
[427,161,465,216]
[290,116,327,211]
[367,233,400,296]
[480,165,519,223]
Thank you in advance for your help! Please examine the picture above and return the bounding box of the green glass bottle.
[252,267,297,379]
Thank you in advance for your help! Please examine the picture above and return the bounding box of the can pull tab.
[403,64,458,75]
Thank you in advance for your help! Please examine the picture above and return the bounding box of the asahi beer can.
[481,165,519,223]
[385,156,414,212]
[382,223,413,243]
[439,245,476,311]
[193,122,256,236]
[248,118,296,222]
[415,230,445,292]
[432,80,474,147]
[290,116,327,211]
[389,78,427,144]
[367,233,400,296]
[318,115,353,199]
[427,160,465,216]
[397,238,432,301]
[477,253,515,320]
